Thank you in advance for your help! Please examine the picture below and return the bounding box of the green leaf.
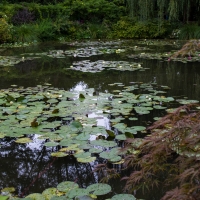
[79,93,85,99]
[57,181,79,193]
[15,137,32,144]
[111,194,136,200]
[86,183,111,195]
[26,193,46,200]
[0,196,9,200]
[106,130,115,137]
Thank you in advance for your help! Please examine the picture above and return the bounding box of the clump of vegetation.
[171,39,200,58]
[0,12,12,43]
[122,104,200,199]
[179,24,200,40]
[11,7,35,25]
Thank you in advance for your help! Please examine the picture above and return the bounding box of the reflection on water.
[0,40,200,199]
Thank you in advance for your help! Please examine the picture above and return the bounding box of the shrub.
[122,105,200,199]
[12,24,38,43]
[11,7,35,25]
[0,13,12,43]
[111,18,170,39]
[179,24,200,40]
[35,19,57,41]
[171,39,200,58]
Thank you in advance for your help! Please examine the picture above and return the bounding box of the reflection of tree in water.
[0,138,98,197]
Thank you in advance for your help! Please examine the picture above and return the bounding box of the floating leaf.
[91,140,117,148]
[86,183,111,195]
[51,152,68,157]
[44,141,59,147]
[89,148,103,154]
[70,121,83,130]
[116,134,126,140]
[77,156,96,163]
[0,196,9,200]
[57,181,79,193]
[15,137,32,144]
[106,130,115,138]
[1,187,15,193]
[26,193,45,200]
[66,188,89,198]
[111,194,136,200]
[42,188,57,200]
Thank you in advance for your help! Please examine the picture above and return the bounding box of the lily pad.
[111,194,136,200]
[44,142,59,147]
[26,193,45,200]
[42,188,57,200]
[0,196,9,200]
[86,183,111,195]
[15,137,32,144]
[57,181,79,193]
[77,156,96,163]
[66,188,89,198]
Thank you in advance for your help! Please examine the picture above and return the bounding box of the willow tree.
[126,0,200,23]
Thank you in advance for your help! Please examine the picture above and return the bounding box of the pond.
[0,39,200,200]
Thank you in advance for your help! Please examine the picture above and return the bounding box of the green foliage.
[126,0,200,23]
[179,24,200,40]
[35,19,57,41]
[0,13,12,43]
[111,18,170,39]
[12,24,37,43]
[122,105,200,199]
[64,0,126,23]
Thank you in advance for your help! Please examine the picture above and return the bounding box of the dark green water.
[0,40,200,199]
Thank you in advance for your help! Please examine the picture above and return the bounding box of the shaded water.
[1,40,200,199]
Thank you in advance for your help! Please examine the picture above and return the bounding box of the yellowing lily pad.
[26,193,45,200]
[15,137,32,143]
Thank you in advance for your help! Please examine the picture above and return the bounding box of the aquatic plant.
[171,39,200,58]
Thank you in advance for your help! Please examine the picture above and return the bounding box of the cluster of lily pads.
[47,47,125,58]
[137,39,180,46]
[0,82,199,200]
[64,40,123,47]
[0,56,36,67]
[0,42,37,48]
[67,60,144,73]
[0,182,137,200]
[127,50,200,63]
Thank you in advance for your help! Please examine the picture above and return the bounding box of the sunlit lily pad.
[15,137,32,143]
[0,196,9,200]
[77,156,96,163]
[1,187,15,193]
[42,188,57,200]
[26,193,45,200]
[51,152,68,157]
